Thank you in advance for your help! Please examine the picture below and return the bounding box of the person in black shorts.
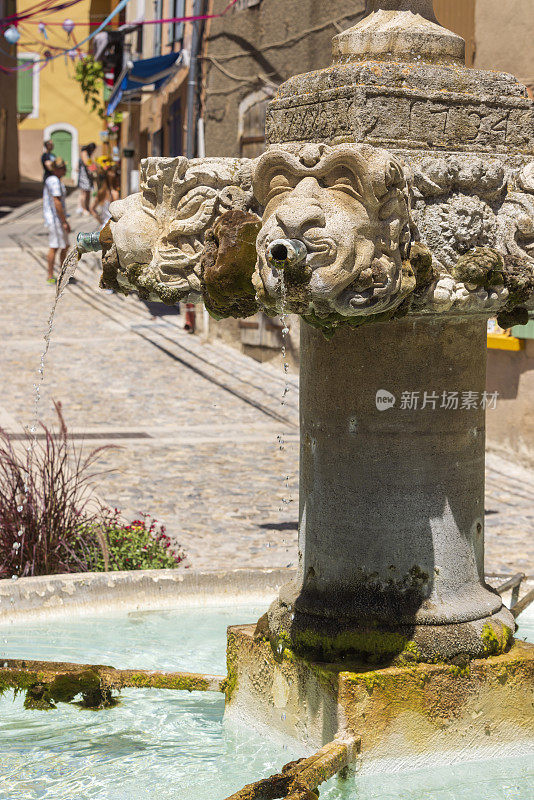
[41,140,56,182]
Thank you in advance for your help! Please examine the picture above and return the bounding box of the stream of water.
[11,248,82,577]
[26,246,80,445]
[277,270,293,518]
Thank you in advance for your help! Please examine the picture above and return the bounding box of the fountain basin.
[0,569,532,799]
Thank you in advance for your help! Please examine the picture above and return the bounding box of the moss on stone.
[224,632,240,703]
[124,672,210,692]
[410,242,438,293]
[0,667,118,710]
[201,210,261,319]
[482,622,514,657]
[291,627,414,664]
[452,248,505,289]
[24,684,56,710]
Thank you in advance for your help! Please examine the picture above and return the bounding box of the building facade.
[16,0,120,184]
[116,0,194,197]
[50,0,534,464]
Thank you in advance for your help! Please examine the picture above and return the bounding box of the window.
[152,128,163,157]
[238,88,274,158]
[167,98,182,156]
[169,0,185,49]
[17,54,39,118]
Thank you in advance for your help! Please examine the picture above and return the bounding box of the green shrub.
[0,403,185,577]
[83,511,184,572]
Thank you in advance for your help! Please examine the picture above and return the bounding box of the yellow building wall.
[17,0,116,182]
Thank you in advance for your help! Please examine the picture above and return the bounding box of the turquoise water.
[0,603,532,800]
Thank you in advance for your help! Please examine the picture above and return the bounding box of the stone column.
[268,317,514,662]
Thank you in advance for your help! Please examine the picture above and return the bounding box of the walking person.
[76,142,97,216]
[43,157,70,284]
[41,139,56,182]
[90,167,120,225]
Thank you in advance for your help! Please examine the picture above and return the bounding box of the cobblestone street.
[0,192,532,575]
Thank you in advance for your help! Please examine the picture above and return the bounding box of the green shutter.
[17,59,34,114]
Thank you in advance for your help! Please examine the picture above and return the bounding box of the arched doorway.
[50,129,73,179]
[44,122,78,182]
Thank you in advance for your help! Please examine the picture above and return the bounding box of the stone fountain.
[85,0,534,774]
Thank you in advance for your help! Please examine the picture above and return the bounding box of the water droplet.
[17,505,23,512]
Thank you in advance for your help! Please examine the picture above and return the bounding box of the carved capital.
[100,147,534,333]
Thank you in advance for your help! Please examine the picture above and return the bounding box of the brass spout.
[76,231,103,254]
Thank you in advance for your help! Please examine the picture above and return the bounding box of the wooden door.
[51,129,73,179]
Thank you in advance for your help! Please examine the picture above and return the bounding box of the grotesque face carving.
[253,143,412,319]
[106,156,254,303]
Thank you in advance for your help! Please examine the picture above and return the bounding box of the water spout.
[76,231,103,255]
[267,239,307,269]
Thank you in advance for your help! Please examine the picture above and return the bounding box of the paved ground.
[0,190,532,576]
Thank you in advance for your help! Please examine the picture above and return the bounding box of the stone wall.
[487,341,534,470]
[204,0,365,159]
[474,0,534,95]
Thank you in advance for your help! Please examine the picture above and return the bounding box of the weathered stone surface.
[335,7,463,65]
[266,30,534,156]
[253,142,413,321]
[202,209,261,319]
[101,148,534,329]
[227,625,534,767]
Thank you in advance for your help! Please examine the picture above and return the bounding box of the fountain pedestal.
[267,318,514,662]
[226,625,534,764]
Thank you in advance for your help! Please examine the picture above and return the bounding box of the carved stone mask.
[252,143,412,319]
[107,156,254,304]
